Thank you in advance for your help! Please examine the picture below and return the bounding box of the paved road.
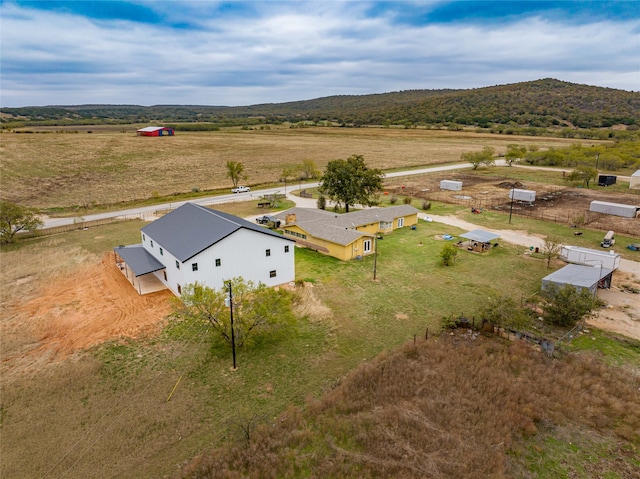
[41,161,495,228]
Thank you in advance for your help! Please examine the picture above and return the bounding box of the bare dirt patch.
[387,172,640,235]
[588,272,640,341]
[3,254,172,379]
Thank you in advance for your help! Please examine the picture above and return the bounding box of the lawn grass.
[1,215,556,478]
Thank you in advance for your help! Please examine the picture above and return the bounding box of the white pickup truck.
[231,185,250,193]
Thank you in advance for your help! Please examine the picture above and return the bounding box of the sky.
[1,0,639,108]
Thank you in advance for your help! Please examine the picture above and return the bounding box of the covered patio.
[114,245,167,295]
[456,229,500,253]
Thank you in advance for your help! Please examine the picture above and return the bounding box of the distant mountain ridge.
[2,79,639,129]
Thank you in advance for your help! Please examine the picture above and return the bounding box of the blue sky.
[1,1,639,107]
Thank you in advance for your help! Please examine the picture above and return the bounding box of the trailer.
[440,180,462,191]
[631,170,640,190]
[560,245,620,270]
[589,200,639,218]
[508,188,536,202]
[598,175,617,186]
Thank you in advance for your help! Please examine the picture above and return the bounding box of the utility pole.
[508,185,515,224]
[373,236,378,280]
[227,281,237,369]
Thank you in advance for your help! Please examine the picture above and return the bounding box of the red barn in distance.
[136,126,175,136]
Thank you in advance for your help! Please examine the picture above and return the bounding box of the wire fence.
[423,191,640,237]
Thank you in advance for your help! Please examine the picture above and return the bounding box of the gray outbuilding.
[542,264,613,296]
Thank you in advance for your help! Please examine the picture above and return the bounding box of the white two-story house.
[114,202,295,296]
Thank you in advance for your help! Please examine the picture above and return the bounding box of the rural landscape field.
[1,126,596,210]
[2,114,640,477]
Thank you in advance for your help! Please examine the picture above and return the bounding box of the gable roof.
[142,203,292,262]
[137,126,171,132]
[275,205,420,246]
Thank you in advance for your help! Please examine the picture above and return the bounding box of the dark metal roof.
[114,244,165,276]
[141,203,292,262]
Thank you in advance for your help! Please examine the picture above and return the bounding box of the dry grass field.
[1,126,588,209]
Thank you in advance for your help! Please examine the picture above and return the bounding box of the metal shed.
[458,229,500,252]
[631,170,640,190]
[136,126,175,136]
[542,264,613,296]
[508,188,536,202]
[589,200,639,218]
[440,180,462,191]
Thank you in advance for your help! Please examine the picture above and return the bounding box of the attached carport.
[458,229,500,253]
[542,264,613,296]
[114,245,167,295]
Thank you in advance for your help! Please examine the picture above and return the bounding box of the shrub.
[389,195,398,205]
[422,200,431,210]
[403,196,412,205]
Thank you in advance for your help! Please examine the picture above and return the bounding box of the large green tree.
[226,161,246,188]
[542,284,602,327]
[319,155,383,212]
[171,278,297,351]
[461,146,496,170]
[0,201,43,244]
[505,144,527,166]
[567,165,597,188]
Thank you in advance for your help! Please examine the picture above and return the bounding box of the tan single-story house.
[274,205,420,261]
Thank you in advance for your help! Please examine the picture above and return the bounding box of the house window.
[284,245,289,253]
[142,234,146,241]
[284,229,307,240]
[363,239,372,253]
[397,218,404,228]
[380,221,392,230]
[150,240,154,247]
[163,271,167,281]
[160,247,163,256]
[177,284,182,295]
[215,258,221,267]
[192,263,198,272]
[266,249,271,257]
[175,260,180,269]
[270,270,277,278]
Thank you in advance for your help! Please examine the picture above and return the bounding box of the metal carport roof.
[114,245,165,277]
[460,229,500,243]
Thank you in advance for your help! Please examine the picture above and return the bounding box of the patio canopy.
[460,229,500,243]
[114,245,165,277]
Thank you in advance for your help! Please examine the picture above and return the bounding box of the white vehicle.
[231,186,250,193]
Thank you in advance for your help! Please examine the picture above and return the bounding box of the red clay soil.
[17,254,173,358]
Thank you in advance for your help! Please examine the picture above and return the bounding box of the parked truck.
[601,230,615,248]
[256,215,281,228]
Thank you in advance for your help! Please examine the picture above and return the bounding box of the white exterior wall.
[589,200,638,218]
[142,231,185,296]
[143,229,295,295]
[184,229,294,291]
[440,180,462,191]
[509,189,536,202]
[560,246,620,270]
[630,170,640,190]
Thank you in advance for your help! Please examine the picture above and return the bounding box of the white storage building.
[589,200,639,218]
[440,180,462,191]
[560,245,620,271]
[508,189,536,202]
[630,170,640,190]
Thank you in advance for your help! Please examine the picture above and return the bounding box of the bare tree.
[541,235,563,268]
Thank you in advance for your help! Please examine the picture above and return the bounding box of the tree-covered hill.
[2,79,639,130]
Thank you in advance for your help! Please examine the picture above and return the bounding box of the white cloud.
[1,1,638,107]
